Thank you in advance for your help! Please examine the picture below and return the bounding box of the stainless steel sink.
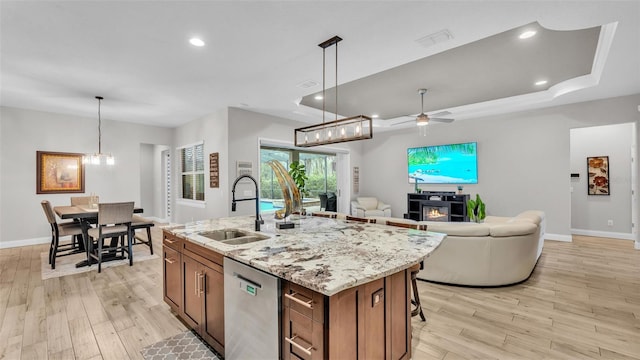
[198,228,270,245]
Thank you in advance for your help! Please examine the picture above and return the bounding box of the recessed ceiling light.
[535,80,548,86]
[189,38,205,47]
[371,114,379,118]
[315,95,323,100]
[519,30,537,39]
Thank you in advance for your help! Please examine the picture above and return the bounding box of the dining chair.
[41,200,84,269]
[87,202,134,273]
[385,220,428,321]
[70,195,98,206]
[131,215,154,255]
[345,215,376,224]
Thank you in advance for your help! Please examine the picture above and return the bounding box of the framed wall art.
[209,152,219,188]
[587,156,609,195]
[36,151,85,194]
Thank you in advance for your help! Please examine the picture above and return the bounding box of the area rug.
[141,330,221,360]
[40,245,158,280]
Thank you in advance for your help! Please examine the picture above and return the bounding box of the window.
[179,142,204,201]
[260,146,337,212]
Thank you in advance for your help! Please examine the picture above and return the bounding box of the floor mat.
[141,330,221,360]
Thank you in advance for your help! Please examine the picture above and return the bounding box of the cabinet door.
[182,254,203,328]
[163,246,181,311]
[202,265,225,355]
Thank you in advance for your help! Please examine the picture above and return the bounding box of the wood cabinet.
[164,229,412,360]
[282,269,411,360]
[162,230,225,356]
[162,232,182,313]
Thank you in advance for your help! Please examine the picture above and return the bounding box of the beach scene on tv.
[408,142,478,184]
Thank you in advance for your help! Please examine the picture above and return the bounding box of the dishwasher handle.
[234,272,262,296]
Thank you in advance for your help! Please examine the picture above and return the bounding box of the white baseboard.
[545,233,572,242]
[0,237,50,249]
[570,228,636,241]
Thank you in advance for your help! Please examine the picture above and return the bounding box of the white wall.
[172,109,229,224]
[0,106,174,247]
[227,107,363,216]
[140,143,170,220]
[570,123,633,237]
[360,94,640,240]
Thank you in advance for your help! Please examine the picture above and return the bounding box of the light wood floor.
[412,235,640,359]
[0,235,638,359]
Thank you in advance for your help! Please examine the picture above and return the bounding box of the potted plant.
[288,161,309,214]
[466,194,486,223]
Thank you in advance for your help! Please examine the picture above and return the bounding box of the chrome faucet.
[231,174,264,231]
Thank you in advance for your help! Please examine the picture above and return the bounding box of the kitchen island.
[162,215,445,359]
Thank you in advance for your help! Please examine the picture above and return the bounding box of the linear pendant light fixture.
[83,96,115,166]
[294,36,372,147]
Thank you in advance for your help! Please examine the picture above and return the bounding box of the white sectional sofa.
[416,210,545,286]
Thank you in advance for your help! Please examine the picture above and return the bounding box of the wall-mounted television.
[407,142,478,184]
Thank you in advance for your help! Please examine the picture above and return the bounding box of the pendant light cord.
[335,41,338,121]
[322,47,325,124]
[97,97,102,154]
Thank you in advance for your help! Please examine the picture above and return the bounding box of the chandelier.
[83,96,115,165]
[294,36,372,147]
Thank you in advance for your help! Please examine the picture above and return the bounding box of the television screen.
[408,142,478,184]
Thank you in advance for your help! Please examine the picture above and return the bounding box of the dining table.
[54,204,144,268]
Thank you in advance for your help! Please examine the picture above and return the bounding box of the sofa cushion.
[509,210,543,225]
[489,222,537,237]
[426,222,491,236]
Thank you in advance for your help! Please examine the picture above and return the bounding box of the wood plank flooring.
[412,236,640,359]
[1,234,638,359]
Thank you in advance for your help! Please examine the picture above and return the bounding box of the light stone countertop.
[163,215,446,296]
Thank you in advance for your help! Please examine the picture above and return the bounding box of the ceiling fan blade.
[430,117,454,123]
[392,117,417,125]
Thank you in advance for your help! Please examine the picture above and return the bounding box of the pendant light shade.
[83,96,114,165]
[294,36,373,147]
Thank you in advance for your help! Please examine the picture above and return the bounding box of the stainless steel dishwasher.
[224,257,280,360]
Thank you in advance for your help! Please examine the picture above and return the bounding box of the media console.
[407,191,470,222]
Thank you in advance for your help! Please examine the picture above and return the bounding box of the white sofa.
[416,210,545,286]
[350,197,391,217]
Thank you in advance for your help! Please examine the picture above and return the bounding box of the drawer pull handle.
[284,292,313,309]
[285,335,312,356]
[164,238,176,244]
[195,271,199,297]
[164,257,175,264]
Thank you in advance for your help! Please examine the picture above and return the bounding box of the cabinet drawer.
[183,240,224,270]
[283,281,325,323]
[163,246,181,311]
[163,230,182,251]
[283,307,325,360]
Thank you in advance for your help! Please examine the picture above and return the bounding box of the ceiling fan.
[395,89,455,126]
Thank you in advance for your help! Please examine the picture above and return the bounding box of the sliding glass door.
[260,146,337,213]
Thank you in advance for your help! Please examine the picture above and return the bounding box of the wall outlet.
[607,220,613,226]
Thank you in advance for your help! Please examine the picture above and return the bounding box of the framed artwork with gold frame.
[587,156,609,195]
[36,151,85,194]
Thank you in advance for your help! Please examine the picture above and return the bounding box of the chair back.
[356,197,378,210]
[346,215,376,224]
[312,211,336,219]
[41,200,57,225]
[97,202,134,226]
[386,220,427,231]
[71,196,98,206]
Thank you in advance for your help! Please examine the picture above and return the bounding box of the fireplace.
[422,202,450,222]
